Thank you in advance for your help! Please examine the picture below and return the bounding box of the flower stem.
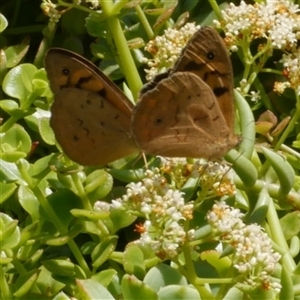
[267,199,295,271]
[135,5,154,39]
[209,0,222,20]
[100,0,143,100]
[16,160,91,275]
[274,92,300,150]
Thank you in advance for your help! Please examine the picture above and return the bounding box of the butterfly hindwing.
[132,72,237,158]
[132,26,239,159]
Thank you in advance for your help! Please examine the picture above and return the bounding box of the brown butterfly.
[45,26,239,165]
[132,26,240,159]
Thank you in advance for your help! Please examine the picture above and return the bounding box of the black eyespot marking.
[207,51,215,60]
[75,75,93,89]
[213,87,228,97]
[73,134,79,141]
[86,99,92,105]
[155,118,163,125]
[184,61,201,71]
[98,89,106,98]
[62,68,70,75]
[187,95,192,100]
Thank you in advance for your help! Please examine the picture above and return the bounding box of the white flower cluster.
[215,0,300,50]
[280,49,300,94]
[101,168,194,258]
[207,201,244,232]
[207,201,281,293]
[41,0,99,29]
[142,23,200,80]
[159,157,192,189]
[215,0,300,95]
[159,157,236,197]
[41,1,61,24]
[197,161,236,197]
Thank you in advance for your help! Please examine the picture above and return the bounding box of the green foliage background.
[0,0,300,299]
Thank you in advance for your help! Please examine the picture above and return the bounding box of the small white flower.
[110,199,123,209]
[239,79,247,88]
[94,201,110,211]
[187,229,195,240]
[249,90,261,102]
[280,49,300,94]
[143,23,200,80]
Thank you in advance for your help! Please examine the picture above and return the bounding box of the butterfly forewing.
[45,48,138,165]
[172,26,235,131]
[45,48,134,117]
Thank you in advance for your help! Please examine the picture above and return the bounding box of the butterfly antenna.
[142,152,149,169]
[188,160,210,202]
